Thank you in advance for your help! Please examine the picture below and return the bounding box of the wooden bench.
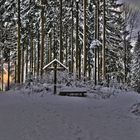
[59,89,87,97]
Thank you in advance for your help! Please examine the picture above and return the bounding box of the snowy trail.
[0,92,140,140]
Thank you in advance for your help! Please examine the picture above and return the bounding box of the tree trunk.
[21,44,24,83]
[97,0,100,83]
[25,39,29,80]
[14,61,16,83]
[76,1,79,78]
[49,32,52,62]
[1,52,4,91]
[40,1,45,77]
[94,2,97,85]
[34,42,37,77]
[53,28,57,59]
[59,0,63,62]
[83,0,87,79]
[7,49,10,90]
[37,29,40,77]
[79,45,81,79]
[71,0,74,73]
[94,48,97,85]
[30,24,34,74]
[69,37,71,72]
[17,0,21,83]
[124,32,127,83]
[65,28,68,66]
[102,0,106,81]
[123,7,127,83]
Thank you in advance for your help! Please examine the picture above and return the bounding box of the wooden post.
[54,61,57,94]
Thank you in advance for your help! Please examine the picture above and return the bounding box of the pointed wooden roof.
[43,59,68,70]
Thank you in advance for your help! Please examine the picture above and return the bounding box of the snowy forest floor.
[0,86,140,140]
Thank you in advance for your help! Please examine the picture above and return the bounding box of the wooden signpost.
[43,59,68,94]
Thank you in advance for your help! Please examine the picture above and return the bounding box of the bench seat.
[59,89,87,97]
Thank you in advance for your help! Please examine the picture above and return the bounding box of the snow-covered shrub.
[95,86,115,99]
[9,76,51,95]
[10,83,24,90]
[109,77,131,91]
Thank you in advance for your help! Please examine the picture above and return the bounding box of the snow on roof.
[43,59,68,70]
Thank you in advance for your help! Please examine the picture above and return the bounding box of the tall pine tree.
[131,32,140,92]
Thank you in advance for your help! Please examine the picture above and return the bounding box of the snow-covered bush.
[109,78,131,91]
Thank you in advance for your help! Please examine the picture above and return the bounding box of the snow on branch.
[90,39,102,49]
[35,1,46,10]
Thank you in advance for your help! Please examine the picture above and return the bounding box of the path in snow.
[0,92,140,140]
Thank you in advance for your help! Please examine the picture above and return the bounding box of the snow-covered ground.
[0,88,140,140]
